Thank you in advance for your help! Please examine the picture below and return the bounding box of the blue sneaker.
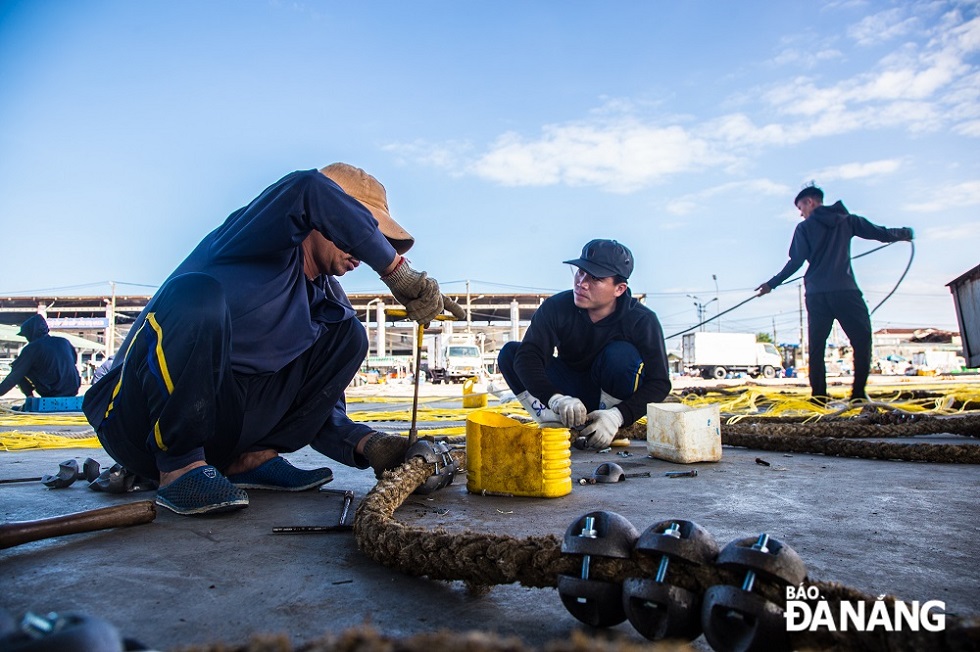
[155,466,249,515]
[226,456,333,491]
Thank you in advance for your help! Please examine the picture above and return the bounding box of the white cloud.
[383,139,471,173]
[764,14,978,134]
[907,180,980,212]
[848,8,919,46]
[772,47,844,68]
[387,7,979,193]
[701,113,793,147]
[666,179,791,215]
[953,119,980,136]
[922,222,980,239]
[809,159,904,181]
[467,119,733,193]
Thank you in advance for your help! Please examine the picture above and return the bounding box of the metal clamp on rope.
[406,439,457,494]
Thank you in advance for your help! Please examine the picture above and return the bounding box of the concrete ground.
[1,386,978,650]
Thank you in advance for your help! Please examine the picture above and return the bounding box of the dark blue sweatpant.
[805,290,872,400]
[497,340,644,411]
[95,273,369,480]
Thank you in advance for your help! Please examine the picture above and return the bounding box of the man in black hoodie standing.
[0,314,80,399]
[497,239,671,449]
[756,185,914,404]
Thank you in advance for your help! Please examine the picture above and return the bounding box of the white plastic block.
[646,403,722,464]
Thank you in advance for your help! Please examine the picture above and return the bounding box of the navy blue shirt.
[766,201,911,295]
[513,289,671,425]
[0,315,80,397]
[120,169,397,375]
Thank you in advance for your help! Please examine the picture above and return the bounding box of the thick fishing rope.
[352,451,979,652]
[617,386,980,464]
[179,625,693,652]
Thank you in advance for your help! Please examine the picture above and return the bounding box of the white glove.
[548,394,588,428]
[579,408,624,450]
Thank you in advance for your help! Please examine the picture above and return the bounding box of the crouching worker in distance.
[83,163,464,515]
[0,314,81,400]
[497,239,671,449]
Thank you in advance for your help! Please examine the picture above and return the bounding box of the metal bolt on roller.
[41,458,101,489]
[557,511,639,628]
[622,519,720,642]
[700,533,807,652]
[405,439,457,494]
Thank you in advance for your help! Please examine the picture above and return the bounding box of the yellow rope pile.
[676,383,980,422]
[0,404,99,451]
[2,380,977,451]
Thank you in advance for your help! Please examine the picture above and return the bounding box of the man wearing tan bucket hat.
[84,163,464,515]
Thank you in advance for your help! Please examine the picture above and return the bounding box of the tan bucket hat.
[319,163,415,254]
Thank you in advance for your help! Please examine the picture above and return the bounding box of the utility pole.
[466,279,472,333]
[798,285,807,365]
[687,294,717,332]
[106,281,117,358]
[712,274,720,332]
[363,297,382,358]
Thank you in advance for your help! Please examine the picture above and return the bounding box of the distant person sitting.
[0,315,81,399]
[497,239,672,449]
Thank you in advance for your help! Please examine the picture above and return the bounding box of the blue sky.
[1,0,978,344]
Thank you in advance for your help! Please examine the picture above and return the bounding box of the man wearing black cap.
[497,239,671,449]
[0,314,81,399]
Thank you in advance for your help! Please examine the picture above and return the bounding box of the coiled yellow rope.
[3,381,977,450]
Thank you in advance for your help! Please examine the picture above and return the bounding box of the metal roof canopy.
[947,263,980,368]
[0,324,105,351]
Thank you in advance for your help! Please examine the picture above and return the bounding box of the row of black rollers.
[557,511,807,652]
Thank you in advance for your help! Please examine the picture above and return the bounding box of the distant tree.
[756,332,773,343]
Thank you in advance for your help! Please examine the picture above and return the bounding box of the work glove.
[442,295,466,320]
[579,408,624,450]
[362,432,411,479]
[548,394,588,428]
[382,257,464,324]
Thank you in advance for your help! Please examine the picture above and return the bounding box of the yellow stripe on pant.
[146,313,175,452]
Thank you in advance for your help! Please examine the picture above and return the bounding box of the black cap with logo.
[563,239,634,280]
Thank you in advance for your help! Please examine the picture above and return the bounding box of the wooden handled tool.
[0,500,157,549]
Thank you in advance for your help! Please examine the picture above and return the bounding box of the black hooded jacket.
[513,289,671,426]
[766,201,911,294]
[0,315,81,397]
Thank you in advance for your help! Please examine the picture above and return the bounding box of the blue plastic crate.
[22,396,85,412]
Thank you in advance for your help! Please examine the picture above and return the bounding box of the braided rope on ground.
[724,413,980,437]
[720,412,980,463]
[180,625,692,651]
[353,453,979,651]
[617,413,980,463]
[721,432,980,463]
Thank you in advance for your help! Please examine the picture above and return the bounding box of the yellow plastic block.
[462,377,488,408]
[466,411,571,498]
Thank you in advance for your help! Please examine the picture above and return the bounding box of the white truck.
[682,332,783,380]
[424,333,484,384]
